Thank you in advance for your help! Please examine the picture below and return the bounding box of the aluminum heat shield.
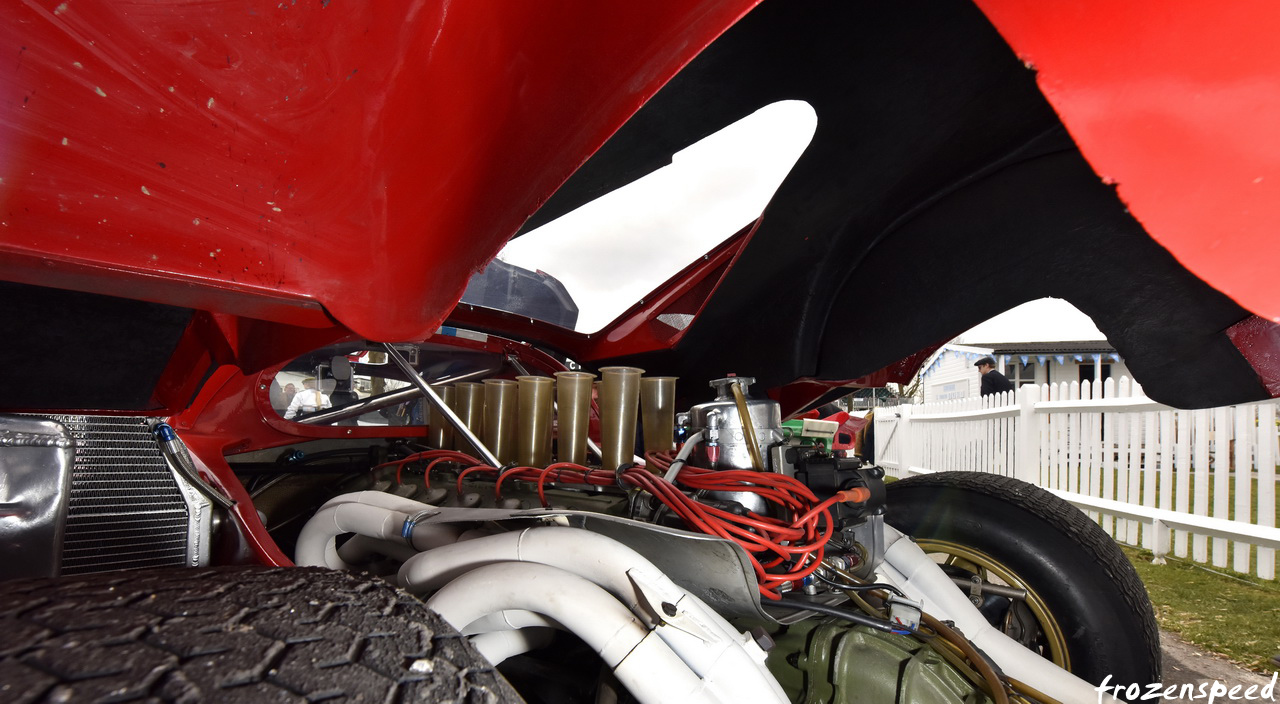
[0,415,74,578]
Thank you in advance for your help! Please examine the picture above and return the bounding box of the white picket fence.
[874,377,1280,580]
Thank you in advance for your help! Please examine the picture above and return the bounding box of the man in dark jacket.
[975,356,1014,396]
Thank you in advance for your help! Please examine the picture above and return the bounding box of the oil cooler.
[0,414,212,579]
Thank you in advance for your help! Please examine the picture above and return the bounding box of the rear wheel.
[0,566,522,703]
[885,471,1161,690]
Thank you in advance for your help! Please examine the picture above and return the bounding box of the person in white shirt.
[284,378,332,419]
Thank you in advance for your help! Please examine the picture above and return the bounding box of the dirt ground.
[1158,631,1278,702]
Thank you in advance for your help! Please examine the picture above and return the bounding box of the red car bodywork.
[978,0,1280,327]
[6,0,1278,356]
[0,1,758,343]
[4,1,1280,565]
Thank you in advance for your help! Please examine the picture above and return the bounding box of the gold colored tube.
[598,366,644,472]
[483,379,518,465]
[516,376,554,467]
[454,382,486,442]
[554,371,595,465]
[640,376,678,454]
[730,381,765,471]
[428,385,456,449]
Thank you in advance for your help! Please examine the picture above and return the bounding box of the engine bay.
[170,338,1122,703]
[11,0,1280,698]
[0,329,1164,703]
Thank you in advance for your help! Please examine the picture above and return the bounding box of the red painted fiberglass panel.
[0,1,758,339]
[976,0,1280,324]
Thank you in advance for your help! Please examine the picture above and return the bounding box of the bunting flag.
[1073,354,1084,362]
[1020,355,1029,366]
[1038,355,1047,366]
[1110,353,1121,362]
[1055,355,1066,365]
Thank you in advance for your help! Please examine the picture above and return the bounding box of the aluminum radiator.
[48,415,210,576]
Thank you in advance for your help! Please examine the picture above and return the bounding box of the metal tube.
[426,563,715,704]
[503,355,550,466]
[428,385,456,450]
[504,355,605,463]
[297,365,494,425]
[598,366,644,472]
[949,576,1028,601]
[381,342,501,467]
[729,382,765,471]
[584,437,605,462]
[516,376,554,467]
[155,423,236,510]
[555,371,595,465]
[455,382,486,437]
[878,525,1107,703]
[483,379,519,465]
[640,376,678,454]
[297,384,421,425]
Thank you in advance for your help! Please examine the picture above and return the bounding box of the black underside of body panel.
[0,281,192,410]
[528,0,1264,409]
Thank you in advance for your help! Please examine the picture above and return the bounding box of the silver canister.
[687,376,784,471]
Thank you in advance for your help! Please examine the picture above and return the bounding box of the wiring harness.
[376,448,870,600]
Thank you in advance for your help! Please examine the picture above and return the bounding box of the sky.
[955,297,1106,345]
[497,101,817,332]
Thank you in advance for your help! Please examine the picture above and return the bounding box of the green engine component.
[781,418,839,446]
[756,617,992,704]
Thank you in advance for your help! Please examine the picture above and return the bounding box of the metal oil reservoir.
[687,376,784,471]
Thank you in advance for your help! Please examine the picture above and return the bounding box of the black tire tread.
[0,565,523,704]
[886,471,1161,685]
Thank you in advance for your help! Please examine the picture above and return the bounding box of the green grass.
[1123,545,1280,673]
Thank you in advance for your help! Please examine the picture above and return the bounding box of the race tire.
[0,565,523,703]
[885,471,1161,692]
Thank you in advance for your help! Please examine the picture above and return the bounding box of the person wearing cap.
[975,356,1014,396]
[284,377,332,419]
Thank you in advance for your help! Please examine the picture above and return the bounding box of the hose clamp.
[401,509,437,547]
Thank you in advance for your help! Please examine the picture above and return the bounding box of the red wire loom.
[376,448,868,600]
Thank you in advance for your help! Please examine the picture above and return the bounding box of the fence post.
[1015,384,1040,484]
[896,404,915,475]
[1151,518,1169,565]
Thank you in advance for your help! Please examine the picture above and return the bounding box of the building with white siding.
[920,340,1131,402]
[914,298,1130,402]
[919,344,993,402]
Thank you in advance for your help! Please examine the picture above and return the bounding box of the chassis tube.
[382,342,502,467]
